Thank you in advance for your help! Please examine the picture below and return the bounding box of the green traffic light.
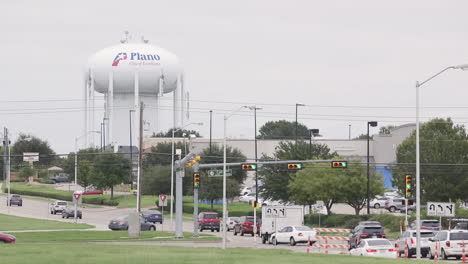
[297,164,302,169]
[252,165,257,169]
[406,184,412,188]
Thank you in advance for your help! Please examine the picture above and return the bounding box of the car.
[233,216,261,236]
[50,201,68,214]
[349,224,386,249]
[349,238,398,258]
[61,206,82,219]
[7,194,22,206]
[395,229,434,258]
[399,205,415,214]
[49,174,69,183]
[358,221,382,227]
[108,215,156,231]
[270,225,316,246]
[240,186,253,196]
[142,210,163,224]
[410,219,441,231]
[0,233,16,243]
[198,212,220,232]
[384,197,405,212]
[239,193,256,203]
[370,196,388,209]
[454,220,468,230]
[429,230,468,260]
[226,217,239,231]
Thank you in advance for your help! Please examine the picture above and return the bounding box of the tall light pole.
[129,109,135,189]
[414,64,468,259]
[170,122,203,229]
[223,106,247,249]
[295,103,305,159]
[245,105,262,240]
[366,121,378,214]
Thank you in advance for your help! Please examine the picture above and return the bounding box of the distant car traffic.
[7,194,22,206]
[384,197,405,212]
[349,223,386,249]
[395,229,434,258]
[409,220,441,231]
[198,212,220,232]
[226,217,239,231]
[0,233,16,243]
[108,215,156,231]
[239,193,256,203]
[50,201,68,214]
[61,206,82,219]
[142,210,163,224]
[240,186,254,196]
[270,225,316,246]
[429,230,468,260]
[233,216,261,236]
[349,238,397,258]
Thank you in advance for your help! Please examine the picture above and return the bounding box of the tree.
[197,144,247,208]
[18,166,34,181]
[379,125,397,135]
[144,141,187,167]
[259,140,337,202]
[258,120,309,140]
[395,118,468,202]
[11,134,56,168]
[152,128,201,138]
[353,134,372,140]
[91,152,131,199]
[63,148,102,189]
[142,165,171,195]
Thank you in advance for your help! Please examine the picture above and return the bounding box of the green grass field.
[0,244,426,264]
[11,230,219,243]
[0,213,94,231]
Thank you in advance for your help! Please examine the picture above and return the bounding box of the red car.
[0,233,16,243]
[198,212,220,232]
[233,216,261,236]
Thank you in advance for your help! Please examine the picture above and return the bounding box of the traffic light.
[241,163,257,170]
[251,200,258,208]
[186,155,201,167]
[331,161,348,168]
[287,163,303,170]
[405,174,412,198]
[193,172,200,189]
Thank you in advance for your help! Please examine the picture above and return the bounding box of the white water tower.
[84,33,187,148]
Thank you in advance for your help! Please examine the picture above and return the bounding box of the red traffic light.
[331,161,348,168]
[287,163,303,170]
[241,164,257,170]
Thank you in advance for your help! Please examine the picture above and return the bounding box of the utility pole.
[137,102,144,213]
[4,127,10,213]
[209,110,213,153]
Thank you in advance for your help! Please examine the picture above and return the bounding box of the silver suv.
[385,197,405,212]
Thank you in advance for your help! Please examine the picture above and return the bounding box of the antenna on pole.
[121,31,130,43]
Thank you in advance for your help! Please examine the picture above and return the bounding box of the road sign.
[23,152,39,162]
[73,191,82,204]
[159,194,168,206]
[265,207,287,218]
[208,169,232,177]
[427,202,455,217]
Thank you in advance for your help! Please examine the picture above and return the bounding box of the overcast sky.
[2,0,468,154]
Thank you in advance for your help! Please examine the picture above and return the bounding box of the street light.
[223,106,248,249]
[366,121,378,215]
[245,105,262,241]
[170,122,203,229]
[309,129,320,159]
[129,110,136,189]
[414,64,468,259]
[295,103,305,159]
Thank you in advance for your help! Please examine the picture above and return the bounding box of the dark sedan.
[108,215,156,231]
[142,210,163,224]
[7,194,22,206]
[61,206,82,219]
[0,233,16,243]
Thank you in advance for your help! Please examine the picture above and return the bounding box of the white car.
[270,225,316,246]
[240,186,253,196]
[370,196,389,209]
[395,229,434,258]
[49,201,68,214]
[350,238,398,258]
[429,230,468,260]
[239,193,256,203]
[225,217,239,231]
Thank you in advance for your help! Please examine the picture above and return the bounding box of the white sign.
[265,207,287,218]
[73,191,83,204]
[427,202,455,217]
[159,194,168,207]
[23,152,39,162]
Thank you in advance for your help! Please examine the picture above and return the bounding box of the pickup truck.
[50,201,68,214]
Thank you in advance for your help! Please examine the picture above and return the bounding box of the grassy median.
[0,213,94,231]
[0,244,426,264]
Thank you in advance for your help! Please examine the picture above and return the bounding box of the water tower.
[84,33,187,148]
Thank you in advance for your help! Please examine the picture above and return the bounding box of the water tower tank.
[84,37,185,148]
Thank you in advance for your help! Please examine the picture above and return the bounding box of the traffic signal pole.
[193,165,199,238]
